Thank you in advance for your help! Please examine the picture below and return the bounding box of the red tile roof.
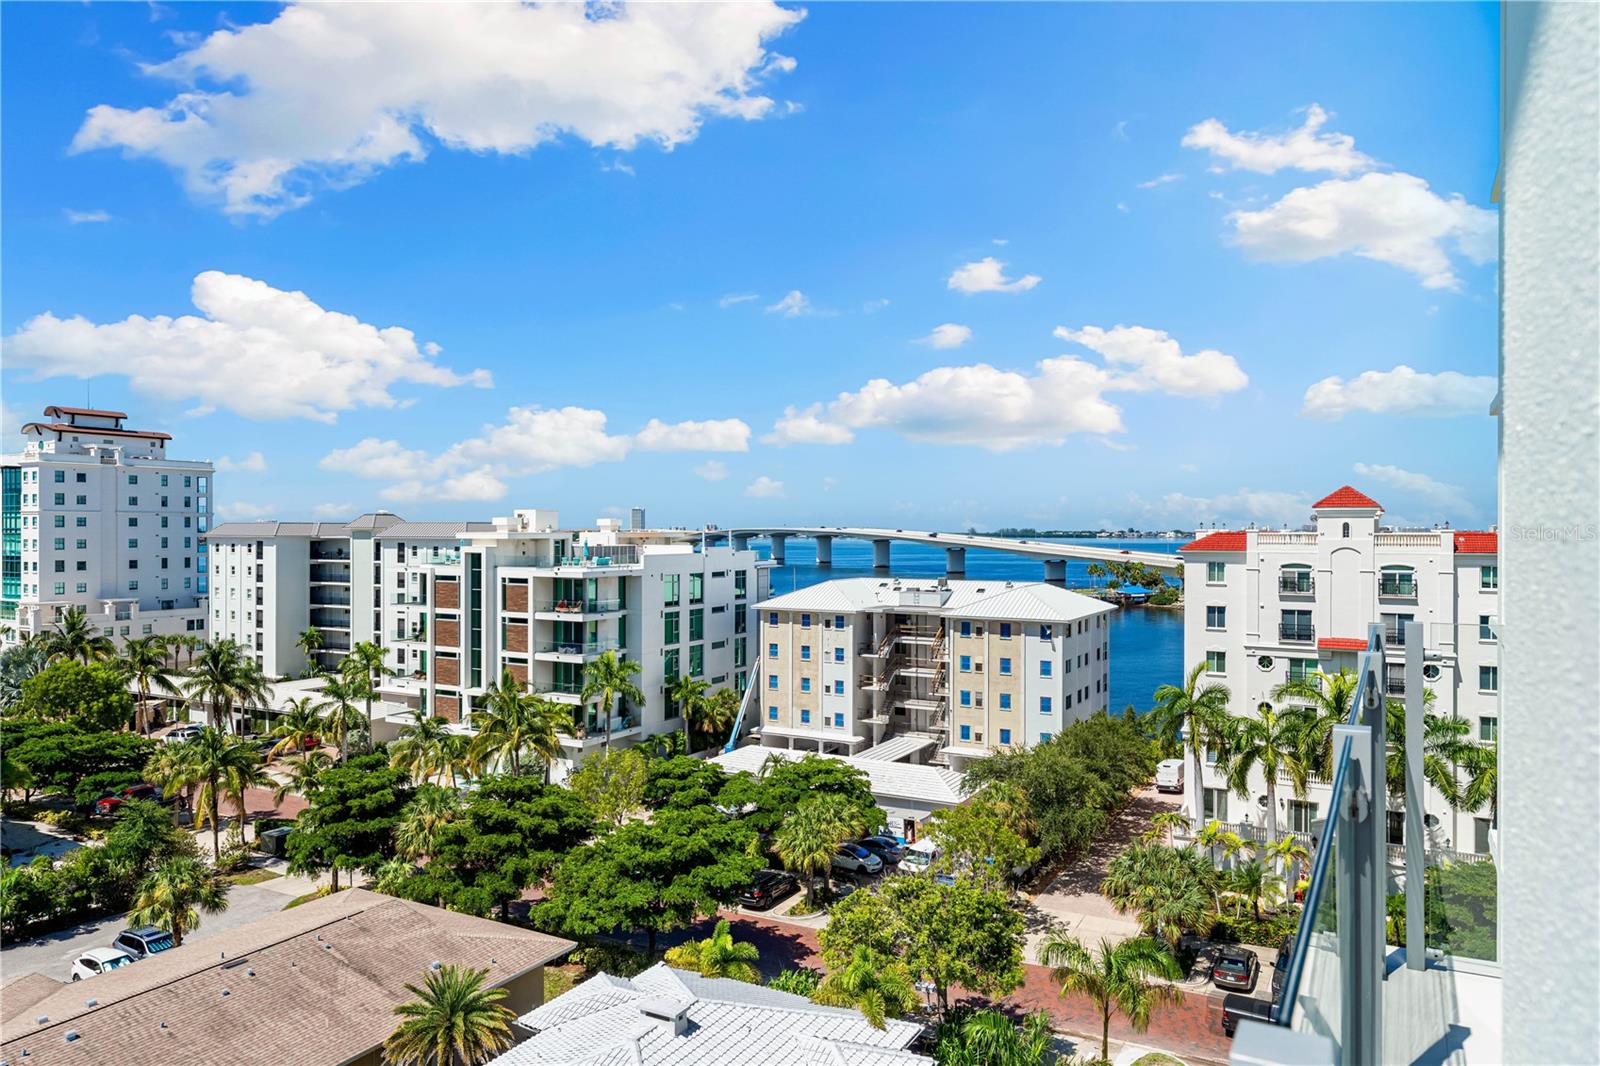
[1318,637,1369,651]
[1453,531,1498,554]
[1180,530,1248,552]
[1312,485,1383,510]
[42,405,127,420]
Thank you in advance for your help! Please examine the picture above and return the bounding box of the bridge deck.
[698,526,1182,569]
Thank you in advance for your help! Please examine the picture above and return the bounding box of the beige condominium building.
[755,577,1115,772]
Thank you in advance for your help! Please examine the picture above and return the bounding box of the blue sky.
[1,2,1501,531]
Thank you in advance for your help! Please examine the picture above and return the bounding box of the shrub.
[766,966,822,997]
[569,941,649,977]
[1209,906,1300,948]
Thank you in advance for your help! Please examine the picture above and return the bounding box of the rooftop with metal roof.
[756,576,1114,623]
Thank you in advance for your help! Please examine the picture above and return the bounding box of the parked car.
[92,784,165,816]
[1270,935,1293,1002]
[113,926,176,960]
[739,869,800,911]
[899,838,940,875]
[71,947,135,981]
[164,724,203,744]
[1220,992,1275,1037]
[1155,758,1185,794]
[831,843,884,875]
[855,836,906,865]
[1211,945,1261,992]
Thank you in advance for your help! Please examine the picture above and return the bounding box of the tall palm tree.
[319,674,368,759]
[185,639,269,733]
[775,793,865,906]
[178,633,203,668]
[1222,860,1283,920]
[295,627,324,676]
[1272,669,1360,778]
[812,946,918,1029]
[666,673,709,751]
[1224,702,1313,846]
[344,640,396,751]
[46,605,115,663]
[120,636,182,735]
[700,687,742,748]
[1040,934,1183,1062]
[469,668,572,780]
[663,918,763,984]
[1265,834,1311,896]
[0,639,51,711]
[186,727,269,863]
[579,651,643,752]
[390,709,457,785]
[1384,692,1471,808]
[1457,741,1498,842]
[1147,662,1234,830]
[383,964,516,1066]
[273,749,332,807]
[1195,820,1249,871]
[144,744,200,817]
[268,696,326,760]
[394,785,464,860]
[128,855,230,948]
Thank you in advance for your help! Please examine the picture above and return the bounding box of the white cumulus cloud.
[3,271,491,422]
[1227,171,1496,290]
[215,451,268,473]
[1053,325,1248,396]
[744,475,785,498]
[220,501,279,521]
[311,502,354,519]
[1351,463,1477,519]
[947,257,1041,294]
[1182,104,1374,175]
[1137,489,1313,529]
[763,404,855,447]
[70,2,803,218]
[693,460,729,482]
[765,290,814,317]
[1301,365,1497,420]
[915,323,972,350]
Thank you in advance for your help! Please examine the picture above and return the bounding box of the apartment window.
[75,583,87,594]
[960,690,971,707]
[128,475,139,485]
[1379,565,1416,597]
[663,611,680,644]
[689,644,704,677]
[1206,650,1227,674]
[734,639,747,669]
[1481,565,1498,590]
[689,573,704,604]
[999,693,1012,710]
[664,648,679,678]
[800,709,810,724]
[768,611,778,626]
[800,612,811,628]
[53,470,64,483]
[1280,609,1313,642]
[75,472,86,483]
[52,538,64,550]
[999,623,1012,639]
[1040,732,1053,743]
[127,496,138,507]
[801,678,811,693]
[1479,665,1499,692]
[768,674,778,689]
[1474,818,1492,855]
[959,620,972,637]
[128,539,138,549]
[1206,561,1226,583]
[834,712,844,727]
[52,582,65,595]
[75,561,86,572]
[1287,658,1318,682]
[834,647,844,663]
[689,608,704,641]
[75,495,87,506]
[1039,624,1052,640]
[768,642,779,659]
[998,657,1011,675]
[834,615,845,628]
[1479,615,1496,641]
[1039,660,1052,678]
[960,654,973,673]
[663,574,680,606]
[800,645,811,661]
[1288,800,1318,834]
[52,492,65,506]
[128,517,137,527]
[128,580,138,591]
[999,728,1012,744]
[53,560,65,573]
[1479,717,1498,743]
[54,516,65,528]
[1203,788,1229,822]
[76,517,86,527]
[128,560,138,570]
[1040,696,1052,715]
[1064,693,1073,709]
[1206,605,1226,629]
[960,724,972,742]
[768,707,778,721]
[834,680,844,695]
[160,475,168,487]
[735,572,748,598]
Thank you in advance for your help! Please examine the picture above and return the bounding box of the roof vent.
[247,969,256,977]
[160,1023,168,1029]
[430,961,442,971]
[64,1032,79,1043]
[220,989,230,997]
[34,1017,47,1026]
[637,997,691,1037]
[83,999,97,1008]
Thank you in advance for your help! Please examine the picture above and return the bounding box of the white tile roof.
[712,746,967,806]
[757,577,1114,624]
[490,964,930,1066]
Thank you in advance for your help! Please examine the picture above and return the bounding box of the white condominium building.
[755,577,1115,771]
[2,406,213,645]
[205,513,405,676]
[1180,485,1500,855]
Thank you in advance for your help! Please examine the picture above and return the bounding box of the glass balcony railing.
[540,598,622,614]
[393,592,426,605]
[537,680,585,697]
[1279,623,1316,642]
[1279,572,1315,594]
[535,639,619,656]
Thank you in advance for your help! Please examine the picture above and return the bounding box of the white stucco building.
[753,576,1115,772]
[1179,485,1500,855]
[1,406,213,645]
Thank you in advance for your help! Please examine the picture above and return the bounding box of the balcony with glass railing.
[533,638,620,658]
[1279,571,1315,595]
[537,597,623,615]
[1279,622,1316,643]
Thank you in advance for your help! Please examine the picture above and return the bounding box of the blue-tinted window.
[800,645,811,661]
[999,728,1012,744]
[999,693,1011,710]
[1040,696,1052,715]
[800,678,811,692]
[769,643,779,658]
[959,655,971,672]
[800,709,810,724]
[960,725,971,741]
[834,680,844,694]
[835,615,845,628]
[800,613,811,628]
[769,612,778,625]
[1040,732,1053,743]
[960,690,971,707]
[1039,625,1052,639]
[834,713,844,727]
[834,647,844,663]
[1040,660,1052,678]
[999,657,1011,675]
[768,706,778,720]
[768,675,778,689]
[960,620,972,637]
[999,623,1012,639]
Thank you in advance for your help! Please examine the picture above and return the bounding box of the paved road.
[0,882,293,981]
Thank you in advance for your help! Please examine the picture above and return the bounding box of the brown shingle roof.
[0,889,572,1066]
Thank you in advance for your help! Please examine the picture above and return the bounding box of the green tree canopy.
[721,754,882,837]
[568,747,648,826]
[286,750,415,890]
[924,798,1039,892]
[0,719,155,804]
[19,659,137,731]
[643,755,731,811]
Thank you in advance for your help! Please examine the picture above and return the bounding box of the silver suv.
[113,926,175,959]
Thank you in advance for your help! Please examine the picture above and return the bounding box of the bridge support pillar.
[945,547,966,576]
[1044,559,1067,585]
[770,533,788,566]
[872,539,891,570]
[732,533,750,552]
[814,535,833,567]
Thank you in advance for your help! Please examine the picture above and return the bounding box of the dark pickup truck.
[1221,993,1276,1037]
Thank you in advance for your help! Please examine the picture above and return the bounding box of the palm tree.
[319,674,368,758]
[1147,662,1234,830]
[1222,860,1283,920]
[1384,693,1472,809]
[187,727,269,863]
[295,627,324,676]
[699,687,741,749]
[1195,820,1249,871]
[1143,810,1190,847]
[579,651,643,752]
[1272,669,1360,778]
[665,673,709,751]
[343,640,396,751]
[177,633,203,668]
[812,946,918,1029]
[935,1009,1055,1066]
[1457,741,1498,842]
[1264,834,1311,896]
[120,636,182,734]
[390,710,458,785]
[383,964,515,1066]
[469,668,571,780]
[144,743,199,817]
[0,639,51,711]
[185,639,269,733]
[273,749,332,807]
[1040,934,1183,1062]
[1101,842,1215,947]
[268,696,326,760]
[394,785,464,860]
[663,918,762,983]
[1225,702,1313,846]
[128,855,230,948]
[46,605,115,663]
[775,793,865,907]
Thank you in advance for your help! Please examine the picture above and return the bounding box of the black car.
[113,926,176,960]
[1211,945,1260,992]
[739,870,799,911]
[1221,992,1275,1037]
[855,836,906,865]
[1270,935,1293,1001]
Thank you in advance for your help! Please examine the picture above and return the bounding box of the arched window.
[1342,522,1351,538]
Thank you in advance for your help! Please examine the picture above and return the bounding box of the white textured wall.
[1500,3,1600,1061]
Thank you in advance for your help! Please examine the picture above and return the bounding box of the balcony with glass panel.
[1279,568,1315,596]
[533,597,623,621]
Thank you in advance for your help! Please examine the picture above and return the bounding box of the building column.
[1043,559,1067,585]
[731,533,750,552]
[770,533,787,566]
[945,547,966,575]
[871,539,891,569]
[814,535,833,567]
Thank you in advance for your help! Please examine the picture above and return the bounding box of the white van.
[1155,758,1184,794]
[900,838,940,874]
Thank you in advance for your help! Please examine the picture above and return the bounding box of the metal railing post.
[1403,620,1427,971]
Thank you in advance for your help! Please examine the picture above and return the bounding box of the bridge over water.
[692,525,1182,582]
